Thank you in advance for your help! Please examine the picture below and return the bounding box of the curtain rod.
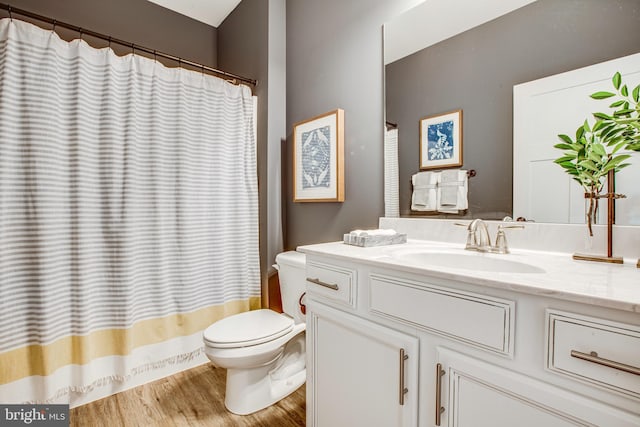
[0,2,257,87]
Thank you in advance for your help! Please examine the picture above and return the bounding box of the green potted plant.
[554,72,639,236]
[591,71,640,151]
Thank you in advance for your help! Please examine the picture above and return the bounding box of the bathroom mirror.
[384,0,640,225]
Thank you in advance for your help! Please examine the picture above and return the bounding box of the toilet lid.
[203,309,294,348]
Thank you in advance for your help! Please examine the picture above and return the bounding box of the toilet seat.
[203,309,294,348]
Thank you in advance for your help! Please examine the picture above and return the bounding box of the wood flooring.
[70,363,306,427]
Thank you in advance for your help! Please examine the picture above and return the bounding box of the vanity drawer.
[547,310,640,399]
[306,261,356,307]
[369,273,514,356]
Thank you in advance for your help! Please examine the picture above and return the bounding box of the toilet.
[203,251,307,415]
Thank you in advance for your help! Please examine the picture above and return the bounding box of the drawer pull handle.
[435,363,446,426]
[307,277,339,291]
[571,350,640,376]
[399,348,409,405]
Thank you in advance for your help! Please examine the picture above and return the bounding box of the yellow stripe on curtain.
[0,297,260,385]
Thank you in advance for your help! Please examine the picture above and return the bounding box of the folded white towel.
[368,229,397,236]
[437,169,468,213]
[411,172,439,211]
[344,229,406,246]
[346,228,397,246]
[439,170,460,206]
[350,228,396,237]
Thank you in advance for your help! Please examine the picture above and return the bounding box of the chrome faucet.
[465,219,492,252]
[456,220,524,253]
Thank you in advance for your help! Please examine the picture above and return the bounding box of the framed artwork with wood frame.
[293,109,345,202]
[419,109,463,170]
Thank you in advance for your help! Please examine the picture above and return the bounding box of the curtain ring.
[131,43,135,54]
[79,27,83,41]
[108,36,111,49]
[201,64,205,76]
[8,5,12,21]
[52,20,57,33]
[153,50,157,63]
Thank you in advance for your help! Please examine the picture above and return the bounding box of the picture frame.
[419,109,463,170]
[293,109,345,202]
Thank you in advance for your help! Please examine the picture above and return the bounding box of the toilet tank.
[274,251,307,324]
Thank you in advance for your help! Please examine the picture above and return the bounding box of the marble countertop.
[298,240,640,313]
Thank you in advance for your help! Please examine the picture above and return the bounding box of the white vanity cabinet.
[301,244,640,427]
[307,301,419,427]
[546,310,640,401]
[435,347,639,427]
[305,256,419,427]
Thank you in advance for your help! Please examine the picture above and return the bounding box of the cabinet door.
[307,301,419,427]
[436,348,640,427]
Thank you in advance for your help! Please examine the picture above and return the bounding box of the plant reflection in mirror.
[554,72,639,236]
[591,71,640,152]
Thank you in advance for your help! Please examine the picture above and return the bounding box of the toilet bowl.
[203,251,307,415]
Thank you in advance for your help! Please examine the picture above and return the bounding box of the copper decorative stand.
[573,170,626,264]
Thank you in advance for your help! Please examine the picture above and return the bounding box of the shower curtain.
[0,19,260,405]
[384,127,399,218]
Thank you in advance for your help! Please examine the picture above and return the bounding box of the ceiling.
[384,0,538,64]
[148,0,539,49]
[146,0,242,27]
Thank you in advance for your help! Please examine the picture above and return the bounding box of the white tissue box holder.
[343,233,407,247]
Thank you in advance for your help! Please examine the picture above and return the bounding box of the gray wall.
[285,0,419,249]
[386,0,640,219]
[1,0,218,68]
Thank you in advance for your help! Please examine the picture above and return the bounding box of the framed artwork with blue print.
[293,109,345,202]
[419,109,463,170]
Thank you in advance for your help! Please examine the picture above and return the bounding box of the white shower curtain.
[0,19,260,405]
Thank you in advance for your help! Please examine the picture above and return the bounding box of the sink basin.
[391,249,545,274]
